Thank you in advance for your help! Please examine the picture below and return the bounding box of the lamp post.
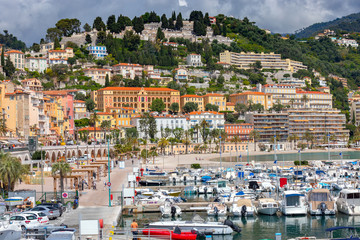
[41,146,44,196]
[247,138,249,164]
[219,136,222,175]
[108,138,111,207]
[328,133,330,161]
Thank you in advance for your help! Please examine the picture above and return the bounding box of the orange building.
[202,93,227,111]
[224,123,254,140]
[96,87,180,112]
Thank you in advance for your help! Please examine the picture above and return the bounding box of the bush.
[191,163,201,169]
[294,160,308,166]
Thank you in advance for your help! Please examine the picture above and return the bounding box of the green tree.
[105,74,110,87]
[156,27,165,41]
[55,18,81,37]
[249,130,260,151]
[85,34,92,44]
[150,98,166,113]
[200,119,210,143]
[54,37,61,49]
[123,31,140,51]
[93,16,106,31]
[173,128,184,141]
[301,95,309,108]
[31,150,46,160]
[175,13,183,30]
[1,47,4,67]
[139,113,157,140]
[204,12,211,26]
[183,102,198,113]
[304,130,314,149]
[132,17,144,33]
[96,31,107,45]
[205,103,219,112]
[235,103,248,115]
[51,160,72,195]
[83,23,92,32]
[100,120,112,142]
[107,15,116,32]
[46,28,62,42]
[161,14,168,29]
[158,137,169,155]
[4,57,15,76]
[182,130,191,154]
[169,102,179,114]
[85,98,96,112]
[75,92,86,101]
[168,19,175,29]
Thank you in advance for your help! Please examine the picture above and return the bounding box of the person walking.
[103,181,107,191]
[131,219,138,240]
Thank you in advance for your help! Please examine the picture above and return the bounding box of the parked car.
[67,157,76,163]
[23,211,49,225]
[30,206,60,220]
[9,214,40,231]
[37,202,65,216]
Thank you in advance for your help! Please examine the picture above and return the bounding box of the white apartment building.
[25,57,48,73]
[188,111,225,143]
[220,50,307,72]
[186,54,203,67]
[133,115,189,139]
[112,63,143,79]
[6,50,25,70]
[83,68,111,85]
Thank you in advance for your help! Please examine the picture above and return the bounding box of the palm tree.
[289,98,295,109]
[51,160,72,195]
[304,130,314,149]
[158,138,169,155]
[89,112,100,143]
[210,129,220,152]
[0,151,28,192]
[100,120,112,143]
[249,130,260,151]
[231,135,242,162]
[0,118,7,136]
[288,134,299,150]
[200,119,210,143]
[182,130,191,154]
[301,95,309,109]
[168,137,177,155]
[193,124,200,143]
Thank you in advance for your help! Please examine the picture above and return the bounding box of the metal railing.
[109,227,178,240]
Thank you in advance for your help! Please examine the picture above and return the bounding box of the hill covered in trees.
[295,12,360,38]
[0,30,26,50]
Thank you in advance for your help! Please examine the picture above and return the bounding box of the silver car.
[30,206,60,220]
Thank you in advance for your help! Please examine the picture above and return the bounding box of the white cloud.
[178,0,188,7]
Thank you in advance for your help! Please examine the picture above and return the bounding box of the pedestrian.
[131,219,138,240]
[104,181,107,190]
[132,159,134,166]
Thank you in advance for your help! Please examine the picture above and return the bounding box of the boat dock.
[122,201,233,214]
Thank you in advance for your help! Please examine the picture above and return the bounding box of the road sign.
[107,182,111,187]
[62,192,68,198]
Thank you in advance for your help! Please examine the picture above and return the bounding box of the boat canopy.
[325,226,356,232]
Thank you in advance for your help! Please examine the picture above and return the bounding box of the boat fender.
[174,226,181,234]
[171,206,177,217]
[173,177,176,183]
[241,205,247,217]
[204,187,207,195]
[184,176,187,182]
[99,219,104,229]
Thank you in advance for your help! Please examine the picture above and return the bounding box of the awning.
[8,140,23,145]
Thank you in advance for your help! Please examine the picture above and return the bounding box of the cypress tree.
[54,37,61,49]
[161,14,168,29]
[1,48,4,67]
[105,74,110,87]
[175,13,183,30]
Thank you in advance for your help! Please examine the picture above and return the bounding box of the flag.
[274,160,277,164]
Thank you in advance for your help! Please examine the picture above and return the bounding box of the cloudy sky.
[1,0,360,45]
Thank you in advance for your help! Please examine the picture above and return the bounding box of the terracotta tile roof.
[73,100,85,103]
[49,50,66,53]
[95,112,113,115]
[78,127,102,131]
[189,111,224,115]
[181,94,202,98]
[230,91,265,96]
[296,90,329,95]
[6,50,24,54]
[83,68,111,71]
[99,87,178,92]
[43,90,78,96]
[226,102,235,106]
[112,63,142,67]
[203,93,224,97]
[224,123,253,126]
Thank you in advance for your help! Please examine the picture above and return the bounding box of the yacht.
[231,199,256,217]
[280,190,307,216]
[147,215,241,235]
[307,189,336,215]
[336,189,360,215]
[255,198,279,216]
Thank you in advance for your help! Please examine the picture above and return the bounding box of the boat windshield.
[218,181,226,188]
[347,192,360,205]
[286,196,300,206]
[309,193,328,201]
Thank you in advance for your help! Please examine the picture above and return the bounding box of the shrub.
[294,160,308,166]
[191,163,201,169]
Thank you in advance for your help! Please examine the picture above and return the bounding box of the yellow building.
[230,92,273,110]
[226,102,235,112]
[74,100,89,120]
[105,107,137,127]
[180,95,204,111]
[202,93,227,111]
[94,112,116,128]
[3,91,17,136]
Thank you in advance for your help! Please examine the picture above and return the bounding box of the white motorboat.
[231,199,256,217]
[197,185,213,195]
[336,189,360,215]
[255,198,279,216]
[147,215,241,235]
[159,202,182,218]
[207,202,227,216]
[280,190,307,216]
[307,189,336,215]
[0,220,21,240]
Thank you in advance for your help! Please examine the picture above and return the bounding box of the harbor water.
[119,212,360,240]
[215,151,360,162]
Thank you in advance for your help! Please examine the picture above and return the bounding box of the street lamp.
[219,136,222,175]
[328,133,330,161]
[107,138,111,207]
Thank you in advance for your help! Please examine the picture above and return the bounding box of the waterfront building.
[188,111,225,143]
[224,123,253,141]
[288,109,349,145]
[245,112,289,142]
[96,87,180,113]
[219,50,307,72]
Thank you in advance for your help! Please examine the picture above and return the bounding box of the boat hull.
[257,207,278,216]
